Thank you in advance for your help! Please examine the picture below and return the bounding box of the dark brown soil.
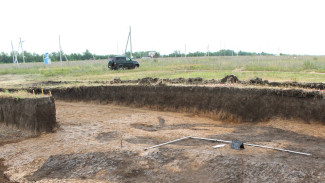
[45,85,325,123]
[220,75,239,83]
[26,144,325,183]
[0,97,57,132]
[106,76,325,90]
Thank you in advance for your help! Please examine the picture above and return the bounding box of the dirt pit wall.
[48,85,325,123]
[0,97,57,133]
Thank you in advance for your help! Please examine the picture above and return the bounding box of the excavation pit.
[0,83,325,182]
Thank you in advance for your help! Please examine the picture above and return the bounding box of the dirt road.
[1,101,325,182]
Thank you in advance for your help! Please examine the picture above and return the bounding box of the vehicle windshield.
[126,57,131,61]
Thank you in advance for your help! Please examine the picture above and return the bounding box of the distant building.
[148,51,159,58]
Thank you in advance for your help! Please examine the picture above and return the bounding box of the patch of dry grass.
[0,90,49,98]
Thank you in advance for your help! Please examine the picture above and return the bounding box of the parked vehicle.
[108,56,140,70]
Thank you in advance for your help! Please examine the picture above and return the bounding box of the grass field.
[0,56,325,86]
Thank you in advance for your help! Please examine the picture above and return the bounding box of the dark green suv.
[108,56,140,70]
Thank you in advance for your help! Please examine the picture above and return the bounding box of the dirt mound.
[166,78,187,84]
[186,77,203,84]
[138,77,159,85]
[221,75,239,84]
[249,77,269,85]
[110,77,122,84]
[203,79,219,84]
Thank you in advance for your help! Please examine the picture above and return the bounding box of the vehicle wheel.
[118,65,125,70]
[135,65,139,69]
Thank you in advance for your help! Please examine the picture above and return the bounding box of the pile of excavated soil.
[104,76,325,90]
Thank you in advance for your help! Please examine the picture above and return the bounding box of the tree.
[83,49,93,60]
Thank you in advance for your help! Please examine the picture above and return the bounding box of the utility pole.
[11,40,19,64]
[129,26,132,58]
[11,40,15,64]
[19,38,25,63]
[124,26,132,58]
[207,45,209,57]
[59,35,68,63]
[59,35,62,64]
[185,44,186,58]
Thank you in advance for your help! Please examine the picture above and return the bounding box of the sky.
[1,0,325,55]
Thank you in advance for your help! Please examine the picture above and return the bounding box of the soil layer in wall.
[48,85,325,123]
[0,97,57,132]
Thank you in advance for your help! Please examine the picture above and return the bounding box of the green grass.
[1,56,325,86]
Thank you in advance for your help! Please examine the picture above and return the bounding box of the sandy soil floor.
[1,101,325,182]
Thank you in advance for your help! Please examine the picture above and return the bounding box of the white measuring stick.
[191,136,311,156]
[144,136,192,150]
[213,144,227,148]
[244,143,312,156]
[190,136,232,143]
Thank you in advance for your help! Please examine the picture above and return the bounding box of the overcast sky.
[1,0,324,55]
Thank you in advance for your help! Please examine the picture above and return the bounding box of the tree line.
[164,50,273,57]
[0,49,108,64]
[0,49,275,63]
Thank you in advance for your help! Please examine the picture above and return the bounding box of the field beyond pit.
[0,56,325,88]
